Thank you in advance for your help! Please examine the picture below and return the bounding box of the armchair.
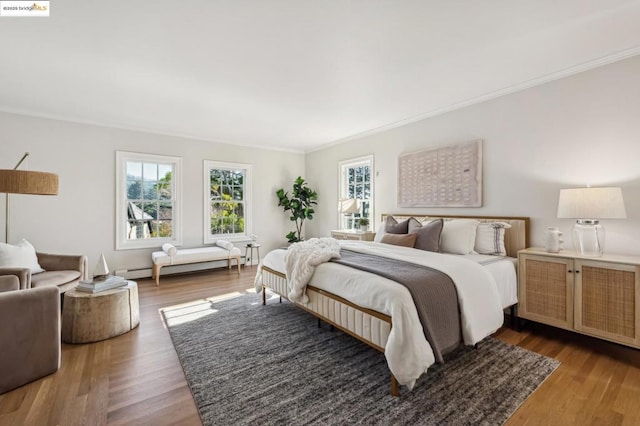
[0,280,61,394]
[0,252,88,293]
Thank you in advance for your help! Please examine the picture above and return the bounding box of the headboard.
[381,214,530,258]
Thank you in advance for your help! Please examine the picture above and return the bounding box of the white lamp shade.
[339,198,360,214]
[557,187,626,219]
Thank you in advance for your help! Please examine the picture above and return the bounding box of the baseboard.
[120,258,244,280]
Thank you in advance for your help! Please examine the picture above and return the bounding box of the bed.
[255,214,529,396]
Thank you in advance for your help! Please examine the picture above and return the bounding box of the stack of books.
[77,275,127,293]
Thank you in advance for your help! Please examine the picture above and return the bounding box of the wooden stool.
[62,281,140,344]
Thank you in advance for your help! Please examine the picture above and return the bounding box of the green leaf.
[277,177,318,242]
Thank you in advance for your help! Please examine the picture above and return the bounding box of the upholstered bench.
[151,244,242,286]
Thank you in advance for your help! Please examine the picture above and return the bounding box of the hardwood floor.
[1,268,639,425]
[500,323,640,425]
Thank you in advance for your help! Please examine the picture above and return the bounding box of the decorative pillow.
[407,217,422,230]
[162,243,177,256]
[373,222,385,243]
[380,233,417,248]
[440,219,480,255]
[409,219,443,252]
[374,215,410,243]
[215,240,234,251]
[474,222,512,256]
[373,221,386,242]
[0,239,44,274]
[384,216,410,234]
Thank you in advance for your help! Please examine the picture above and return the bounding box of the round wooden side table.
[62,281,140,344]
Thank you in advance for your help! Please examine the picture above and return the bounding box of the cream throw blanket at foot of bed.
[285,238,341,303]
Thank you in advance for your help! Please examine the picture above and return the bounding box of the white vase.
[544,227,564,253]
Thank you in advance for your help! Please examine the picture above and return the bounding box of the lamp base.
[572,219,605,257]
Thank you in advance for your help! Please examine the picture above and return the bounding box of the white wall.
[305,55,640,256]
[0,112,304,275]
[2,54,639,268]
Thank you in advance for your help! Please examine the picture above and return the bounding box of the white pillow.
[474,222,512,256]
[373,221,386,242]
[0,239,45,274]
[215,240,234,250]
[162,243,177,256]
[440,219,479,254]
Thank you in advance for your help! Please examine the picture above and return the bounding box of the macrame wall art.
[397,139,483,207]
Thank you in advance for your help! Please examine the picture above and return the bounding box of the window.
[204,160,252,243]
[116,151,182,250]
[339,155,374,229]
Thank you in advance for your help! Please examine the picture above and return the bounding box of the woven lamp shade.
[0,169,59,195]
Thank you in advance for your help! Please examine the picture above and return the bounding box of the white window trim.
[203,160,252,244]
[115,151,182,250]
[338,154,374,229]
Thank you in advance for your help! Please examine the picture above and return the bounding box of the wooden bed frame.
[260,214,530,396]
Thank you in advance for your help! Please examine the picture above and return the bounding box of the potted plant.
[276,177,318,243]
[358,217,370,231]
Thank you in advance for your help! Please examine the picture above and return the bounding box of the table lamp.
[339,198,360,230]
[557,187,626,257]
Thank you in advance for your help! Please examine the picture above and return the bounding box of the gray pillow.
[385,216,410,234]
[409,218,443,252]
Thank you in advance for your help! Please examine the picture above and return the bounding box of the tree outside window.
[116,152,182,250]
[126,163,174,239]
[204,160,252,243]
[339,155,374,229]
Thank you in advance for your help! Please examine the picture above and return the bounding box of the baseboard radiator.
[118,258,244,280]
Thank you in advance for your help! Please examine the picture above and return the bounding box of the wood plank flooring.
[1,267,639,425]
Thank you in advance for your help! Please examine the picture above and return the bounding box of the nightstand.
[518,247,640,349]
[331,230,376,241]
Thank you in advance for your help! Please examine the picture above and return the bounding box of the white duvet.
[255,240,504,390]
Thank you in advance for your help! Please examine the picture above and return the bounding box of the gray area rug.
[162,293,559,425]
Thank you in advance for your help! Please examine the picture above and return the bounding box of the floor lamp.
[0,152,59,243]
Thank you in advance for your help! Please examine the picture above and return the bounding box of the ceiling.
[1,1,639,152]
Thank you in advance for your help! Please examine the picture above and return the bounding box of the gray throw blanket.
[331,249,461,363]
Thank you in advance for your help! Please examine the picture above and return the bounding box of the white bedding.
[256,241,515,389]
[458,254,518,309]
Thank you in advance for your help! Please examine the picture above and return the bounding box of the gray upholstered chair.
[0,252,88,293]
[0,276,61,394]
